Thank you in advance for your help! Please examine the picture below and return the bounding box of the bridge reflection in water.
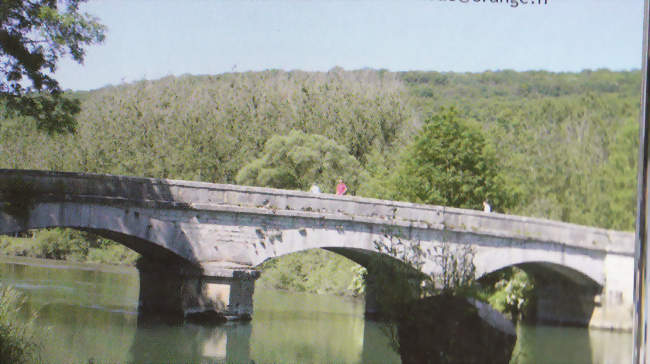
[30,289,634,364]
[130,320,253,363]
[0,256,634,363]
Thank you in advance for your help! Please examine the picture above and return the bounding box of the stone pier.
[364,272,380,318]
[137,257,259,322]
[362,262,425,319]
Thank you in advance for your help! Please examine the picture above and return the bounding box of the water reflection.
[250,289,398,363]
[361,319,401,364]
[35,303,137,363]
[0,256,636,364]
[251,309,364,363]
[589,329,633,363]
[129,321,253,363]
[512,324,633,364]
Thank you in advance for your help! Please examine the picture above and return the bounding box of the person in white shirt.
[483,200,491,213]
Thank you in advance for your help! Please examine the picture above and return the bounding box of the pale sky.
[55,0,645,91]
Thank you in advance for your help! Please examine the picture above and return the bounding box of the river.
[0,256,632,363]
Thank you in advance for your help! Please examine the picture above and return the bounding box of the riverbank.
[0,229,139,267]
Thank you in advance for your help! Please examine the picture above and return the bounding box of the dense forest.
[1,68,640,230]
[0,68,641,299]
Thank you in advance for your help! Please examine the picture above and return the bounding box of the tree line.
[0,68,640,231]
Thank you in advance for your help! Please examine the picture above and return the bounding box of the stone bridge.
[0,170,635,329]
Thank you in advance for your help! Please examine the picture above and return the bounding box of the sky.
[55,0,646,91]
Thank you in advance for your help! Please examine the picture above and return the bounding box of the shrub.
[0,285,40,363]
[86,244,139,266]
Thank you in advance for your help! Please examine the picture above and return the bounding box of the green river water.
[0,256,632,363]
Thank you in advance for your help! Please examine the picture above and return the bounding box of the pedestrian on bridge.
[483,200,491,213]
[336,179,347,195]
[310,183,321,194]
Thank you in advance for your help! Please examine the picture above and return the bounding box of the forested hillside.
[401,70,640,230]
[1,68,640,301]
[2,69,410,185]
[1,68,639,230]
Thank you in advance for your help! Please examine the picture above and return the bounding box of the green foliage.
[355,145,399,199]
[1,0,105,133]
[0,229,139,266]
[591,117,639,230]
[86,244,139,266]
[483,268,535,320]
[0,70,410,182]
[348,265,367,296]
[34,228,88,260]
[397,70,640,229]
[257,249,363,296]
[369,230,487,358]
[0,235,38,257]
[0,69,640,230]
[392,108,514,211]
[0,285,40,363]
[236,130,366,193]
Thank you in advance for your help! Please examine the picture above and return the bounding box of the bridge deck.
[0,169,634,256]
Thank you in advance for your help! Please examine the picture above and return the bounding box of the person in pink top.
[336,179,347,195]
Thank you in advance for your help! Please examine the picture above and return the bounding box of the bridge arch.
[0,202,199,264]
[478,260,603,327]
[484,261,602,288]
[476,252,605,288]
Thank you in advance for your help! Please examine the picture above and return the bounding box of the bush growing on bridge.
[369,230,516,364]
[368,231,479,344]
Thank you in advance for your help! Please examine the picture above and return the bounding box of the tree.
[393,108,514,211]
[1,0,105,133]
[236,130,366,194]
[592,116,639,230]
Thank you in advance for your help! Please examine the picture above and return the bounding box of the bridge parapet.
[0,169,634,256]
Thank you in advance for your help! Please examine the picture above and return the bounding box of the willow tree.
[236,130,366,194]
